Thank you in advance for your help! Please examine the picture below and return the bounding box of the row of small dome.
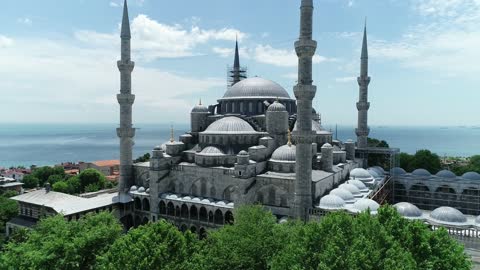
[392,167,480,180]
[129,185,150,194]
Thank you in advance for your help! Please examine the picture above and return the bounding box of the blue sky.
[1,0,479,126]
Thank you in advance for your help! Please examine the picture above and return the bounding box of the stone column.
[321,143,333,172]
[355,23,371,149]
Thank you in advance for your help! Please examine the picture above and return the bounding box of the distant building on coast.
[79,160,120,181]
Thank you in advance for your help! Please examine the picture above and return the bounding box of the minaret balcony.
[294,39,317,57]
[355,128,370,137]
[117,127,136,138]
[117,60,135,72]
[357,76,371,85]
[356,102,370,111]
[117,94,135,105]
[293,85,317,100]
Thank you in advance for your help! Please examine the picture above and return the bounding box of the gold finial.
[199,98,202,106]
[170,125,175,143]
[287,129,292,146]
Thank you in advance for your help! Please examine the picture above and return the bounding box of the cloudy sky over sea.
[1,0,479,126]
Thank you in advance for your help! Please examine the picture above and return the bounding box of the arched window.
[190,205,198,220]
[225,211,234,225]
[210,186,216,197]
[248,102,253,113]
[201,180,207,196]
[258,102,263,113]
[134,197,142,210]
[142,198,150,211]
[181,204,189,218]
[191,183,199,197]
[167,202,175,216]
[159,201,166,215]
[214,209,224,225]
[199,207,208,222]
[268,187,276,205]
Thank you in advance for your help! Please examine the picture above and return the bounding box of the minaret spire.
[117,0,136,197]
[356,19,371,149]
[229,36,246,86]
[234,36,240,70]
[292,0,317,222]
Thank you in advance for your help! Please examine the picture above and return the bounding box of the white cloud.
[109,1,120,8]
[212,47,233,58]
[17,17,32,26]
[0,36,223,123]
[335,76,357,83]
[253,45,335,67]
[0,35,14,48]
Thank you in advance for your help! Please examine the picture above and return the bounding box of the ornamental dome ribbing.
[199,146,225,156]
[352,199,380,213]
[346,180,369,192]
[222,77,290,99]
[319,195,346,210]
[436,170,457,179]
[271,144,296,162]
[430,206,467,224]
[267,101,287,112]
[203,116,255,134]
[394,202,422,218]
[339,183,362,197]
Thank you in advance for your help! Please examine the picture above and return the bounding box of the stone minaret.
[117,0,135,195]
[292,0,317,221]
[355,22,371,149]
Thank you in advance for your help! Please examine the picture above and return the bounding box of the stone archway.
[159,201,166,215]
[225,210,234,225]
[142,198,150,211]
[134,197,142,210]
[181,204,189,219]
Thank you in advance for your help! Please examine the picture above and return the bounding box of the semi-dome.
[412,168,431,177]
[430,207,467,224]
[392,167,407,175]
[198,146,225,156]
[371,166,386,176]
[329,188,356,203]
[436,170,457,179]
[462,172,480,180]
[222,77,290,99]
[271,144,296,162]
[346,180,369,192]
[350,168,374,182]
[267,101,287,112]
[319,195,346,210]
[338,183,362,197]
[352,198,380,213]
[203,116,255,134]
[394,202,422,218]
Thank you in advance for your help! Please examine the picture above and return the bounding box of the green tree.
[134,153,151,163]
[1,212,122,270]
[400,152,414,172]
[66,176,81,194]
[52,181,69,193]
[97,220,198,270]
[410,150,442,173]
[47,174,64,185]
[78,169,106,191]
[0,194,18,234]
[32,166,65,186]
[367,137,391,169]
[21,174,39,189]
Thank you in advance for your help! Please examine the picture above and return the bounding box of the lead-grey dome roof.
[392,167,407,175]
[350,168,374,181]
[203,116,255,134]
[319,195,346,210]
[412,168,431,176]
[346,180,369,192]
[191,104,209,113]
[338,183,362,197]
[394,202,422,218]
[329,188,355,203]
[430,206,467,224]
[352,198,380,213]
[462,172,480,180]
[271,144,296,162]
[436,170,457,178]
[267,101,287,112]
[199,146,225,156]
[222,77,290,99]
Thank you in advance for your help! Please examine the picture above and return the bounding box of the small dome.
[216,201,227,206]
[238,150,249,156]
[353,199,380,213]
[271,144,296,162]
[436,170,457,178]
[346,180,369,192]
[319,195,346,210]
[329,188,355,203]
[322,143,333,149]
[192,197,201,202]
[137,187,145,193]
[129,185,138,192]
[153,145,162,151]
[394,202,422,218]
[267,101,286,112]
[201,198,212,203]
[367,169,380,179]
[183,196,192,200]
[222,77,290,99]
[462,172,480,180]
[191,103,209,113]
[350,168,374,182]
[430,207,467,224]
[146,188,150,194]
[203,116,255,134]
[199,146,225,156]
[371,166,386,176]
[412,168,431,176]
[339,183,362,197]
[392,167,407,175]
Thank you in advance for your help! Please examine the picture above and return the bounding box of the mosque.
[9,1,480,246]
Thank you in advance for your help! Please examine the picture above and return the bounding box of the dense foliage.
[452,155,480,175]
[1,212,122,270]
[134,153,151,163]
[30,166,65,187]
[52,168,113,194]
[0,191,18,237]
[400,150,442,173]
[0,206,472,270]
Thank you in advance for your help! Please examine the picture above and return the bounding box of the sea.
[0,123,479,168]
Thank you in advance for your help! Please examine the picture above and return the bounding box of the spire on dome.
[228,37,247,86]
[121,0,131,39]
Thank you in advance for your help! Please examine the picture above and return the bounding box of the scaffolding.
[356,147,400,171]
[227,65,247,88]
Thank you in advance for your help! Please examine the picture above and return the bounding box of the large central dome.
[222,77,290,100]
